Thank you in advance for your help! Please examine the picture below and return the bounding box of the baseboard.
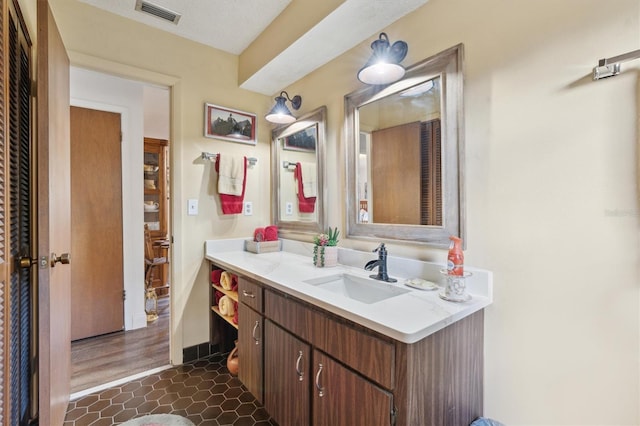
[182,342,219,363]
[130,312,148,330]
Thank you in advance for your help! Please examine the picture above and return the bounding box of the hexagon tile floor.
[64,353,276,426]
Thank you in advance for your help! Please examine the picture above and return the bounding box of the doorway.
[69,68,172,393]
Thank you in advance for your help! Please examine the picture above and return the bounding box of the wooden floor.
[70,297,170,393]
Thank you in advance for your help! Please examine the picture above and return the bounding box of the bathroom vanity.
[206,239,492,426]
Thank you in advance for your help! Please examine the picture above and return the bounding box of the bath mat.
[120,414,195,426]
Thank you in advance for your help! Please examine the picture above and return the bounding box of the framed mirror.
[271,106,327,236]
[345,44,465,248]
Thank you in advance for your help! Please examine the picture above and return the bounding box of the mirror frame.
[271,106,327,236]
[345,44,465,248]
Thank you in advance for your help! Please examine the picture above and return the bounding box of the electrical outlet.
[243,201,253,216]
[285,202,293,216]
[187,199,198,216]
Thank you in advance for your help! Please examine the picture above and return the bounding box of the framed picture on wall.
[204,103,257,145]
[284,123,317,152]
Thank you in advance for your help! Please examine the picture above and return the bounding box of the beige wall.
[48,0,274,359]
[45,0,640,424]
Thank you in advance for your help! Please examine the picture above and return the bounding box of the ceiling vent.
[135,0,181,24]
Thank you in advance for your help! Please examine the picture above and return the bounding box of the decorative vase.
[314,245,338,267]
[227,341,239,376]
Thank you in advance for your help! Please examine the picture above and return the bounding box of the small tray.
[245,239,282,254]
[405,278,438,291]
[439,292,472,303]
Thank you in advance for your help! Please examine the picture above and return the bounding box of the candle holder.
[439,269,472,302]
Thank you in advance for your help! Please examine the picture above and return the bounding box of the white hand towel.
[217,155,245,196]
[300,162,317,198]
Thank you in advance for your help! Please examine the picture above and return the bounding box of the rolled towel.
[253,227,265,242]
[211,269,223,285]
[264,225,278,241]
[219,296,236,317]
[232,302,239,324]
[220,271,232,290]
[214,290,224,305]
[231,274,239,292]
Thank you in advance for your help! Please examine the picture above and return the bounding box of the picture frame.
[204,103,257,145]
[283,123,317,152]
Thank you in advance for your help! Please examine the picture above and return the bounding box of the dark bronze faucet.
[364,243,397,283]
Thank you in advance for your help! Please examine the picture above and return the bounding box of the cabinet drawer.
[238,277,263,312]
[316,316,395,390]
[264,290,322,344]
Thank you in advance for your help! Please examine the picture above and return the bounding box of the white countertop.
[205,239,493,344]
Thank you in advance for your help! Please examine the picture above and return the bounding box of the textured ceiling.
[78,0,291,55]
[77,0,429,95]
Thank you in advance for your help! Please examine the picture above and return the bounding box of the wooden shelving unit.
[211,283,238,330]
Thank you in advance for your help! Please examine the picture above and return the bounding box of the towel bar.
[282,161,297,170]
[201,152,257,167]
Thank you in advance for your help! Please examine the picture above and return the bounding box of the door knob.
[50,252,70,267]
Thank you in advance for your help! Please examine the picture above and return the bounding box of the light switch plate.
[187,199,198,216]
[243,201,253,216]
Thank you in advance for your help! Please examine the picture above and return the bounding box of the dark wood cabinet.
[237,277,264,403]
[313,349,393,426]
[238,302,263,403]
[264,289,394,425]
[212,268,483,426]
[264,320,310,425]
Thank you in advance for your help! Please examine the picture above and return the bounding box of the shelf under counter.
[211,284,238,330]
[211,306,238,330]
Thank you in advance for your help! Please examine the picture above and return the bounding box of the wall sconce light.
[265,91,302,124]
[357,32,408,85]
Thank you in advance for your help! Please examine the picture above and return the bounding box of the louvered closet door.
[1,0,36,424]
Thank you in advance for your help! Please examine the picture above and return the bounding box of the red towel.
[294,163,316,213]
[214,290,224,305]
[232,302,239,324]
[230,274,239,292]
[215,155,247,214]
[264,225,278,241]
[211,269,223,285]
[254,227,265,242]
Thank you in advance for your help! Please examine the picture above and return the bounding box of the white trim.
[69,364,173,400]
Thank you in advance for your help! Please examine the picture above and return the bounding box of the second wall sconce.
[357,32,408,85]
[265,91,302,124]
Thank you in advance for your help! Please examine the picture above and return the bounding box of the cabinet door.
[238,303,263,403]
[264,320,311,426]
[313,350,393,426]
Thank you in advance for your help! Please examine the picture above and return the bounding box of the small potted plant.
[313,227,340,267]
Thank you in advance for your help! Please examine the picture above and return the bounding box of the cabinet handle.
[242,290,255,299]
[315,363,325,397]
[252,320,260,345]
[295,351,304,382]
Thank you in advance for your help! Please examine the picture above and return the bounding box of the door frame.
[67,52,182,363]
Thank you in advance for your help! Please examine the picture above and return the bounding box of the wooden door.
[312,350,392,426]
[264,320,310,425]
[371,122,421,224]
[238,303,263,403]
[70,106,124,340]
[37,3,72,425]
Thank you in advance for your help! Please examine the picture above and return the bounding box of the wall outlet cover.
[244,201,253,216]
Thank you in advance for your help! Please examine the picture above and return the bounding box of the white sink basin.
[303,273,409,304]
